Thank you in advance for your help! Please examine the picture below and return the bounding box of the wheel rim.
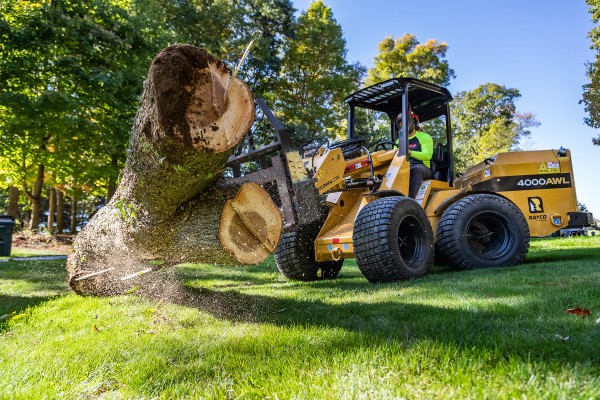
[465,212,512,259]
[397,216,427,269]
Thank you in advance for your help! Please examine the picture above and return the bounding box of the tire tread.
[274,226,343,281]
[353,197,433,282]
[437,194,530,270]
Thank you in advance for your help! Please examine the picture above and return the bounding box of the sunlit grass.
[7,245,70,257]
[1,236,599,398]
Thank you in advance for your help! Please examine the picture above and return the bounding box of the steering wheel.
[374,140,398,152]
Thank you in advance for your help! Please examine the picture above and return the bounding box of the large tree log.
[67,45,282,296]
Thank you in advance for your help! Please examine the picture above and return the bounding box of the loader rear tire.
[436,194,530,270]
[274,225,343,281]
[353,196,434,282]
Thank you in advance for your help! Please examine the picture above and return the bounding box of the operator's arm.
[410,132,434,162]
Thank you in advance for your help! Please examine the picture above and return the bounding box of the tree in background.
[582,0,600,145]
[225,0,295,99]
[0,0,161,230]
[0,0,296,232]
[364,34,539,171]
[140,0,295,99]
[451,83,539,172]
[276,0,365,143]
[366,34,455,87]
[357,34,454,145]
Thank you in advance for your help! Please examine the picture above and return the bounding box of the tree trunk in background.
[67,45,281,296]
[70,196,77,234]
[79,198,86,232]
[56,190,64,233]
[24,164,45,232]
[47,187,56,234]
[7,187,19,218]
[107,154,119,201]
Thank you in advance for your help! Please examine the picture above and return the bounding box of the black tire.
[274,225,343,281]
[353,196,434,282]
[433,242,449,266]
[436,194,530,270]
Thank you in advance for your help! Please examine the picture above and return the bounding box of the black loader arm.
[224,99,324,231]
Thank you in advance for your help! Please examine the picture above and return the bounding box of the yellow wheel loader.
[225,78,594,282]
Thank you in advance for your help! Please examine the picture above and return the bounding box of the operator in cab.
[396,112,433,198]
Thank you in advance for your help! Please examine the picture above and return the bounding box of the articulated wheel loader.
[225,78,594,282]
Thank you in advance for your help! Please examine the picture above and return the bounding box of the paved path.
[0,255,68,262]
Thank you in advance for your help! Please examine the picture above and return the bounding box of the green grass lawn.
[1,237,599,399]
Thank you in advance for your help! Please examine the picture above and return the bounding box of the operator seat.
[431,142,450,182]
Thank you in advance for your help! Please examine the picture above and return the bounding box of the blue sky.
[292,0,600,218]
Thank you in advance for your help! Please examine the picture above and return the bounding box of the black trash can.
[0,215,16,257]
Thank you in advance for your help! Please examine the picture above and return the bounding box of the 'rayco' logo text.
[517,176,570,187]
[528,214,547,221]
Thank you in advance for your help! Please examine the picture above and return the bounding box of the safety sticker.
[385,166,399,188]
[538,162,560,174]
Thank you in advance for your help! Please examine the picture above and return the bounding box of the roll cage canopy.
[344,77,452,121]
[344,77,453,143]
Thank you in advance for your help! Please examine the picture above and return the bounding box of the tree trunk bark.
[67,45,279,296]
[7,187,19,218]
[70,196,77,234]
[47,187,56,234]
[25,164,45,232]
[56,190,64,233]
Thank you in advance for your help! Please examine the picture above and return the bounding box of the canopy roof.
[344,78,453,122]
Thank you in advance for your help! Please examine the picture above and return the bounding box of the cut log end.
[219,182,283,264]
[150,45,254,153]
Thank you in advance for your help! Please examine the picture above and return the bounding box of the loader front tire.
[436,194,530,270]
[274,225,343,281]
[353,196,434,282]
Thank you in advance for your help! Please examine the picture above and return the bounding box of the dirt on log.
[67,45,280,296]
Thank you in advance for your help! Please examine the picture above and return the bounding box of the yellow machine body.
[312,147,580,262]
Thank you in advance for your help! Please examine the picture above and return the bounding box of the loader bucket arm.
[224,99,324,231]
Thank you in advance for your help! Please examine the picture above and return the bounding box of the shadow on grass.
[0,294,58,314]
[0,260,68,328]
[137,261,600,369]
[2,246,599,370]
[0,294,61,332]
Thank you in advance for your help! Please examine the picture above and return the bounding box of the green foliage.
[0,0,296,230]
[276,0,365,143]
[578,201,589,212]
[225,0,296,99]
[0,0,157,202]
[356,34,454,145]
[451,83,540,172]
[582,0,600,144]
[366,34,455,87]
[139,0,295,99]
[114,198,138,224]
